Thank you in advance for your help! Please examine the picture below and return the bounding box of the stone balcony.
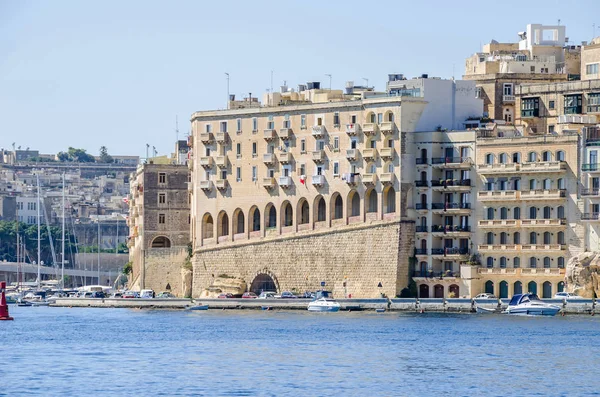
[362,148,376,161]
[362,173,376,185]
[431,225,471,237]
[380,173,394,184]
[346,123,361,136]
[521,244,565,252]
[478,163,519,174]
[312,150,325,163]
[477,191,518,201]
[478,268,565,276]
[215,132,228,143]
[199,156,214,168]
[279,128,292,140]
[582,213,600,222]
[312,125,326,138]
[478,244,565,253]
[199,180,212,191]
[279,152,292,164]
[431,157,472,168]
[379,122,395,135]
[380,147,393,159]
[431,179,472,190]
[215,156,227,168]
[311,175,325,186]
[362,123,378,135]
[520,189,566,201]
[520,219,566,227]
[478,244,519,252]
[279,176,292,188]
[430,248,470,259]
[263,129,277,140]
[263,177,276,189]
[263,153,276,164]
[520,161,566,173]
[503,94,515,103]
[346,149,357,161]
[199,133,213,144]
[215,179,228,190]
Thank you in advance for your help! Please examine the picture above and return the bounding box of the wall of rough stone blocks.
[192,220,414,299]
[143,246,188,296]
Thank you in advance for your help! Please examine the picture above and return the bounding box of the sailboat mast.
[37,174,41,290]
[61,173,65,289]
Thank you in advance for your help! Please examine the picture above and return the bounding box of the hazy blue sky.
[1,0,599,158]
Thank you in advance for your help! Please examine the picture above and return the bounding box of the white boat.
[503,293,561,316]
[307,291,340,312]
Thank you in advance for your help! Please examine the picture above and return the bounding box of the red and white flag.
[122,197,129,204]
[299,175,306,185]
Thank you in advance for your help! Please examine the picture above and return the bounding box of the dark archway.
[528,281,537,295]
[233,208,245,235]
[348,190,360,217]
[449,284,459,298]
[514,281,523,295]
[499,281,508,299]
[331,193,343,220]
[434,284,444,298]
[250,273,277,294]
[484,280,494,294]
[315,196,326,222]
[249,206,260,232]
[151,236,171,248]
[542,281,552,298]
[265,203,277,229]
[419,284,429,298]
[298,199,309,224]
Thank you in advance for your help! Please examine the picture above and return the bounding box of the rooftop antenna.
[145,143,149,161]
[362,77,369,88]
[225,72,230,109]
[153,146,157,157]
[270,70,274,93]
[325,74,332,91]
[558,19,561,26]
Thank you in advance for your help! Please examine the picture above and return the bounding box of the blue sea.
[1,307,599,396]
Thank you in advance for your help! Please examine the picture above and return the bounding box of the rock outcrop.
[200,276,247,298]
[565,252,600,298]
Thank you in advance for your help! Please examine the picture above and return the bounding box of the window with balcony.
[377,113,383,124]
[543,178,551,190]
[529,257,536,268]
[529,207,537,219]
[564,94,582,114]
[283,114,290,128]
[350,114,357,124]
[542,151,551,161]
[512,152,521,164]
[557,205,565,219]
[486,232,494,244]
[529,179,537,190]
[499,153,508,164]
[558,257,565,268]
[503,83,513,96]
[528,152,537,162]
[486,257,493,268]
[267,115,274,130]
[220,121,228,133]
[529,232,537,244]
[485,153,494,165]
[558,178,565,189]
[513,207,521,220]
[588,93,600,113]
[543,206,551,219]
[543,257,551,268]
[487,207,494,220]
[220,169,227,179]
[514,257,520,268]
[500,232,508,244]
[514,178,521,191]
[205,124,212,133]
[513,232,521,244]
[500,207,508,219]
[500,257,507,268]
[521,97,539,118]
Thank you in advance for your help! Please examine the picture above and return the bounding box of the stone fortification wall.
[143,246,188,296]
[192,221,414,299]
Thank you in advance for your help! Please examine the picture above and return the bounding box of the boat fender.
[419,308,424,314]
[592,311,595,316]
[561,311,565,317]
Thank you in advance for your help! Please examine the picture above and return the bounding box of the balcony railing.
[431,179,472,188]
[312,125,326,137]
[431,248,470,256]
[582,163,600,172]
[362,123,378,135]
[199,133,213,143]
[558,114,597,124]
[312,150,325,163]
[416,226,428,232]
[215,156,227,168]
[581,188,599,196]
[279,128,292,140]
[503,94,515,102]
[431,157,472,165]
[380,147,393,159]
[346,149,357,160]
[520,189,566,200]
[380,173,394,184]
[199,156,214,168]
[416,158,428,165]
[279,176,292,187]
[346,124,360,135]
[415,180,428,187]
[412,271,460,278]
[215,179,228,190]
[380,122,395,135]
[416,203,428,210]
[263,153,275,164]
[311,175,325,186]
[415,249,428,255]
[362,173,376,185]
[431,225,471,233]
[582,213,600,221]
[263,129,277,140]
[431,202,471,210]
[342,173,357,184]
[215,132,228,143]
[279,152,292,163]
[199,180,212,191]
[362,148,376,160]
[263,177,276,189]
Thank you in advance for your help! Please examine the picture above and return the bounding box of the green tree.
[99,146,114,163]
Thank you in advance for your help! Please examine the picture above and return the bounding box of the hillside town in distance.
[3,22,600,307]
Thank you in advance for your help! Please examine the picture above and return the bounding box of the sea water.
[1,307,599,396]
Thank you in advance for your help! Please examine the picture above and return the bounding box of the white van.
[140,289,154,299]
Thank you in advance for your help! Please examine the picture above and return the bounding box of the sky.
[1,0,600,159]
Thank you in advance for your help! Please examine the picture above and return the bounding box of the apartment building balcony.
[582,213,600,222]
[478,268,518,275]
[279,176,292,188]
[215,132,228,143]
[520,219,566,228]
[431,202,471,214]
[478,219,518,228]
[416,158,428,166]
[216,156,227,168]
[312,150,325,163]
[263,153,276,164]
[503,94,515,103]
[279,152,292,164]
[362,173,376,185]
[346,124,361,136]
[312,125,326,137]
[380,173,394,185]
[431,247,470,259]
[362,123,379,135]
[342,173,358,185]
[520,161,566,173]
[311,175,325,186]
[346,149,357,161]
[362,148,376,161]
[558,114,597,124]
[415,180,428,188]
[478,244,519,253]
[380,122,395,135]
[415,248,428,256]
[216,179,228,190]
[279,128,292,140]
[521,244,565,253]
[582,163,600,172]
[263,129,277,140]
[431,157,472,168]
[478,163,519,174]
[199,156,214,168]
[478,191,518,201]
[199,133,213,144]
[431,225,471,237]
[581,188,600,196]
[379,147,394,159]
[412,271,461,279]
[478,219,565,228]
[199,180,213,191]
[520,268,565,275]
[416,203,428,211]
[520,189,566,201]
[415,226,428,233]
[430,179,472,190]
[263,177,276,189]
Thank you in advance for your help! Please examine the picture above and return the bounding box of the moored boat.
[186,304,209,311]
[307,291,340,312]
[503,293,561,316]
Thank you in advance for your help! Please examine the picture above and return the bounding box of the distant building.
[0,195,16,221]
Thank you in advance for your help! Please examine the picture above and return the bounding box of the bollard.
[0,281,14,321]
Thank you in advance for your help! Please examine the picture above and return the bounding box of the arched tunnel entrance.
[250,273,278,294]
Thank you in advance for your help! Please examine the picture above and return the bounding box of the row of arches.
[484,150,565,165]
[484,280,564,299]
[484,256,566,268]
[418,284,460,298]
[200,188,397,243]
[365,110,394,124]
[484,231,565,245]
[485,206,565,220]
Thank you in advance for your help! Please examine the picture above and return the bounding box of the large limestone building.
[189,77,483,298]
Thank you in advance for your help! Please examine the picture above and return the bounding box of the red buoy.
[0,281,14,321]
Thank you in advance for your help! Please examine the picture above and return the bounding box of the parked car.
[554,292,583,300]
[280,291,297,299]
[217,293,233,299]
[110,292,123,298]
[140,289,155,298]
[242,292,258,299]
[91,291,105,298]
[474,293,497,299]
[258,291,276,299]
[302,291,315,299]
[156,292,176,298]
[122,291,140,299]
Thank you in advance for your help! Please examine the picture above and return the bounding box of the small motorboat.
[307,291,340,313]
[475,306,502,314]
[186,304,209,311]
[503,293,561,316]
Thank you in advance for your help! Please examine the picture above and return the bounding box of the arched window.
[528,152,537,162]
[499,153,508,164]
[543,206,551,219]
[250,207,261,232]
[558,257,565,268]
[485,280,494,293]
[500,207,508,219]
[299,200,309,225]
[557,178,565,189]
[543,231,551,244]
[529,179,537,190]
[528,281,537,294]
[421,239,427,249]
[512,152,521,164]
[420,171,427,182]
[500,232,508,244]
[282,202,293,227]
[267,205,277,228]
[513,257,521,268]
[234,209,245,234]
[529,207,537,219]
[348,190,360,217]
[202,213,214,239]
[366,189,377,213]
[543,257,551,268]
[513,232,521,244]
[513,207,521,220]
[558,231,565,245]
[316,197,326,222]
[529,232,537,244]
[151,236,171,248]
[529,257,537,268]
[514,178,521,191]
[218,212,229,237]
[486,257,494,268]
[500,257,507,268]
[557,206,565,219]
[542,151,551,161]
[485,153,494,165]
[384,187,396,214]
[543,178,552,190]
[556,150,565,161]
[487,207,494,220]
[514,281,523,294]
[332,194,343,219]
[486,232,494,244]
